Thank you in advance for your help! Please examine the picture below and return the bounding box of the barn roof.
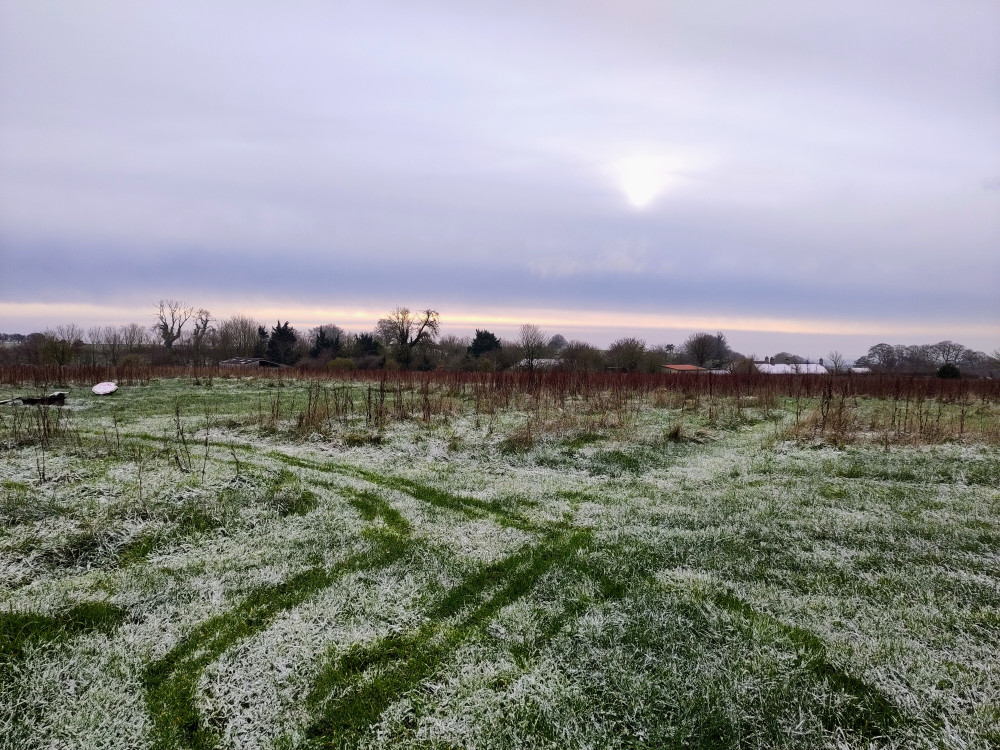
[756,363,829,374]
[219,357,286,367]
[516,358,561,369]
[662,364,708,372]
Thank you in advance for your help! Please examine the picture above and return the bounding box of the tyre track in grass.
[127,429,913,746]
[268,451,543,533]
[301,530,910,747]
[142,442,575,749]
[277,436,914,746]
[1,602,129,743]
[142,442,554,750]
[143,488,412,750]
[1,601,127,676]
[269,452,640,746]
[302,528,593,748]
[75,431,542,534]
[570,416,917,745]
[74,432,541,531]
[568,534,913,744]
[705,587,913,741]
[622,418,918,743]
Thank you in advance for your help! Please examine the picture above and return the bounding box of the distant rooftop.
[662,364,707,372]
[756,363,829,375]
[219,357,286,368]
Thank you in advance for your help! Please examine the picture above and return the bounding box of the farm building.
[756,362,829,374]
[516,358,561,370]
[219,358,286,368]
[662,364,708,374]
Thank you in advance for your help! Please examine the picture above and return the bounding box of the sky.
[1,0,998,359]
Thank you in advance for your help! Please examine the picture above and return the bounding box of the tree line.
[853,341,996,378]
[0,300,997,377]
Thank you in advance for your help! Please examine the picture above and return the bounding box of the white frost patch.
[2,631,149,749]
[417,519,533,564]
[200,565,446,750]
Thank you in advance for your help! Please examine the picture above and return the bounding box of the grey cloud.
[1,0,998,346]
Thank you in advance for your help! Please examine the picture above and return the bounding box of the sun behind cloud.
[614,154,677,209]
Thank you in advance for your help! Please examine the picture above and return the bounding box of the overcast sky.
[1,0,998,357]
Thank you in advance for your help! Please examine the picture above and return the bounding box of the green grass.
[304,529,591,747]
[144,484,416,749]
[1,601,126,669]
[1,376,997,748]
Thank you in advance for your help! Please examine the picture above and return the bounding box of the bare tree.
[436,334,471,370]
[959,349,990,371]
[930,340,967,365]
[152,300,194,351]
[683,331,731,368]
[901,345,936,374]
[16,333,46,365]
[375,307,440,367]
[121,323,150,354]
[55,324,84,346]
[518,324,548,371]
[865,343,900,372]
[559,340,605,372]
[42,325,83,365]
[826,350,846,375]
[216,315,263,359]
[102,325,126,365]
[606,337,646,372]
[86,326,104,365]
[188,308,212,363]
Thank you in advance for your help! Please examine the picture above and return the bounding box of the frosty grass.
[1,377,998,749]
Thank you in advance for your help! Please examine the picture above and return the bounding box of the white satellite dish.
[92,382,118,396]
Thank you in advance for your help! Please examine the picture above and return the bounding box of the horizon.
[0,299,994,363]
[2,2,998,357]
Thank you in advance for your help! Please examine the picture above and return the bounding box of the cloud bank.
[1,0,998,354]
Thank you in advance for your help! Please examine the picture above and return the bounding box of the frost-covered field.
[2,377,998,749]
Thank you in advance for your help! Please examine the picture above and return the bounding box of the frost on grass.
[2,631,149,750]
[415,519,534,564]
[200,564,448,750]
[1,377,998,748]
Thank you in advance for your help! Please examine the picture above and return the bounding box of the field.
[2,370,999,749]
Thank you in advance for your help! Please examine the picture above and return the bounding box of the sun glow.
[614,155,674,209]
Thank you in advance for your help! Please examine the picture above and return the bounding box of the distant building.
[848,367,872,375]
[662,364,708,373]
[516,358,561,370]
[756,362,829,375]
[219,357,286,368]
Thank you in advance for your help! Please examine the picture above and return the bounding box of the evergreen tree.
[254,326,269,358]
[936,363,961,379]
[353,333,380,357]
[266,321,300,365]
[309,326,342,359]
[468,329,502,358]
